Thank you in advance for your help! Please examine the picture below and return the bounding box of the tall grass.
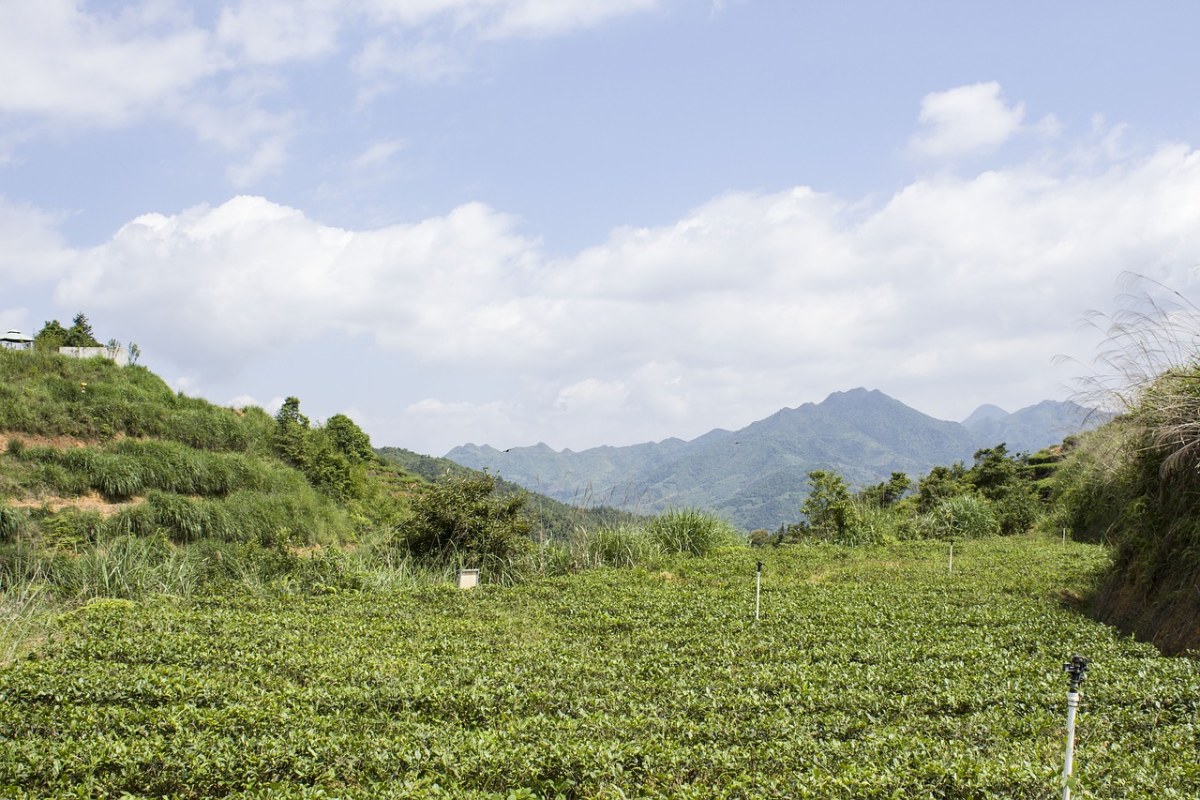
[0,573,49,666]
[14,440,280,500]
[647,508,741,555]
[918,495,1001,540]
[1055,275,1200,652]
[573,524,662,568]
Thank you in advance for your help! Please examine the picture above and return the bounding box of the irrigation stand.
[1061,655,1091,800]
[754,561,762,621]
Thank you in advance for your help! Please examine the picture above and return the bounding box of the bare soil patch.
[0,432,99,452]
[7,491,143,517]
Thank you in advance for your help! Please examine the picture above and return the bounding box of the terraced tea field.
[1,536,1197,798]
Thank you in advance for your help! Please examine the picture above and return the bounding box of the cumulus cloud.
[12,130,1200,451]
[909,81,1025,158]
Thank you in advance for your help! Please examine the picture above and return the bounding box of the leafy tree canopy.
[34,313,102,349]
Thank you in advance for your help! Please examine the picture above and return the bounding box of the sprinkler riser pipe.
[1062,691,1080,800]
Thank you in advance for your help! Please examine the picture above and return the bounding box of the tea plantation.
[1,536,1196,798]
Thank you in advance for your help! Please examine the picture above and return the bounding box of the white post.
[948,540,954,574]
[1062,691,1080,800]
[1062,527,1067,546]
[754,561,762,621]
[1061,655,1090,800]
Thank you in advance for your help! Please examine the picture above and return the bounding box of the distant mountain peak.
[962,404,1009,428]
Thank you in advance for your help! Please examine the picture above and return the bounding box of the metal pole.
[754,561,762,621]
[948,539,954,574]
[1061,655,1090,800]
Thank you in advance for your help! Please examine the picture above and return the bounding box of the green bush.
[400,473,534,566]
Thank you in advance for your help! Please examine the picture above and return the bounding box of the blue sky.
[3,1,1200,455]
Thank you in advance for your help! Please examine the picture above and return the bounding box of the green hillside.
[0,349,618,608]
[376,446,642,541]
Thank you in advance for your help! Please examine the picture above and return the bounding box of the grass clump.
[920,494,1001,540]
[647,508,741,556]
[574,524,662,568]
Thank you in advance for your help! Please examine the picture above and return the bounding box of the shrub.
[400,473,534,566]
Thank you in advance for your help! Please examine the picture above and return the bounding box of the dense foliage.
[1,538,1195,798]
[33,313,101,350]
[400,473,534,567]
[764,445,1052,548]
[1048,369,1200,653]
[1043,283,1200,654]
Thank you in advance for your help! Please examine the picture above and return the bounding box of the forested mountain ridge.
[447,388,1105,530]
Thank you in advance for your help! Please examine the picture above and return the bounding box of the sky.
[3,1,1200,456]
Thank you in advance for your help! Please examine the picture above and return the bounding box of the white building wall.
[59,346,129,366]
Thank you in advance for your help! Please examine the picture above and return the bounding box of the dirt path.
[6,491,143,517]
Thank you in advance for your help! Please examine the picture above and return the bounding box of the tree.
[967,444,1018,501]
[859,471,911,507]
[273,397,310,468]
[916,463,968,513]
[33,319,68,351]
[324,414,374,463]
[64,312,101,347]
[801,470,856,541]
[966,444,1041,535]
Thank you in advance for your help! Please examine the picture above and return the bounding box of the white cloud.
[225,134,290,186]
[0,1,669,182]
[361,0,663,38]
[350,138,407,169]
[216,0,343,64]
[0,0,221,124]
[10,131,1200,451]
[353,36,467,88]
[481,0,664,39]
[910,81,1025,158]
[0,196,75,283]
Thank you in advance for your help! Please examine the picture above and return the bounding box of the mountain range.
[445,388,1106,531]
